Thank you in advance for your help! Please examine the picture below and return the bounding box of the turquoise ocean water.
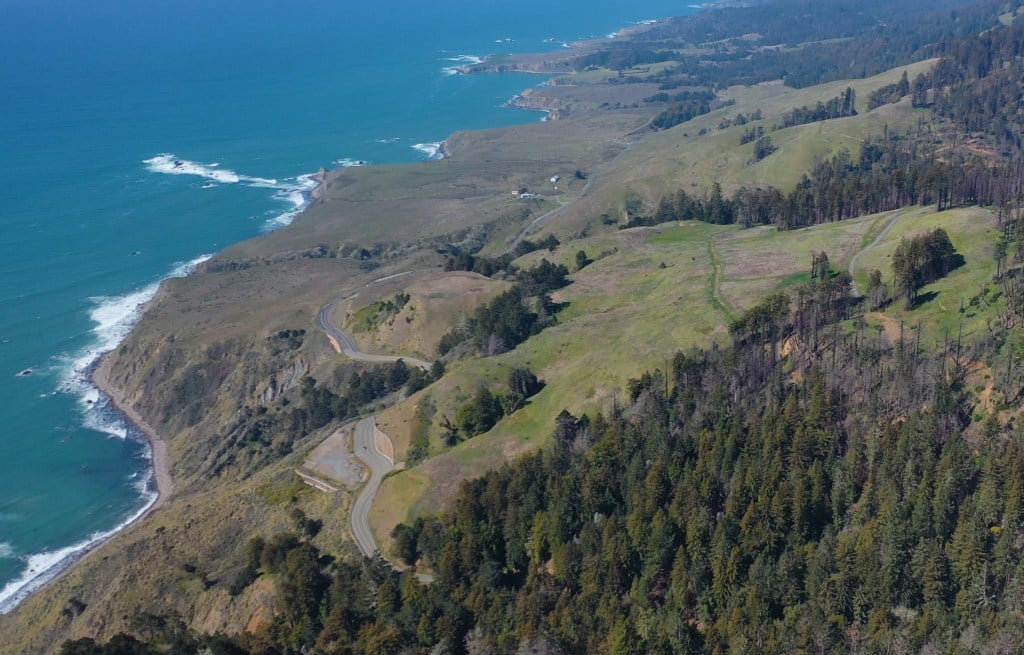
[0,0,696,611]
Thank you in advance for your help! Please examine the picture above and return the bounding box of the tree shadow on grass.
[913,290,940,307]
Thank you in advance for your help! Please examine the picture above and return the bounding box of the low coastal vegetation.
[348,293,410,333]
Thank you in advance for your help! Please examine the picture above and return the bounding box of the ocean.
[0,0,697,612]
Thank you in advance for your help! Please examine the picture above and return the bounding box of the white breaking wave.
[441,54,483,75]
[58,254,213,408]
[145,152,320,232]
[144,154,240,184]
[262,173,318,231]
[0,152,328,614]
[333,158,367,167]
[143,154,277,187]
[58,253,213,437]
[411,142,445,160]
[2,153,324,614]
[0,485,157,614]
[1,252,213,615]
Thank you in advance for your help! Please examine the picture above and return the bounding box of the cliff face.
[0,264,358,653]
[105,323,318,487]
[508,88,566,119]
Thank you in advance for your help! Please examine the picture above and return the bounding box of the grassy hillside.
[370,204,1002,551]
[505,60,939,244]
[849,205,1001,339]
[340,271,512,360]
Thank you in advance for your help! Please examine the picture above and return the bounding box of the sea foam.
[441,54,483,75]
[262,173,318,231]
[3,155,317,614]
[333,158,367,167]
[143,154,277,187]
[411,142,445,160]
[145,153,318,232]
[58,253,213,409]
[144,154,241,184]
[0,254,210,614]
[0,485,157,614]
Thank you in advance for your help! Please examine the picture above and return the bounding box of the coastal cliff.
[508,88,566,119]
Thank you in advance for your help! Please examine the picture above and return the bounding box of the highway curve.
[349,416,392,558]
[315,291,430,559]
[316,299,431,371]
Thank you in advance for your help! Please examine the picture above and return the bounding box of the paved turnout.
[316,281,437,583]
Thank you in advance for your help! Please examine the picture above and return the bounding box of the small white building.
[550,175,560,183]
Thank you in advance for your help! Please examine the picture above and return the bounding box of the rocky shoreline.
[91,356,174,510]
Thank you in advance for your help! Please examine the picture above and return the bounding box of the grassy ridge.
[371,204,1000,548]
[849,205,1001,339]
[3,28,1005,649]
[520,60,937,242]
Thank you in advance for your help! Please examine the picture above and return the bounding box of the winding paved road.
[349,416,392,558]
[316,285,432,559]
[316,299,431,371]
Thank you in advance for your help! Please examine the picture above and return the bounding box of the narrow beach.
[91,357,173,514]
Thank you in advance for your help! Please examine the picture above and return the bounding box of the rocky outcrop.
[458,59,574,75]
[258,358,309,405]
[508,89,567,119]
